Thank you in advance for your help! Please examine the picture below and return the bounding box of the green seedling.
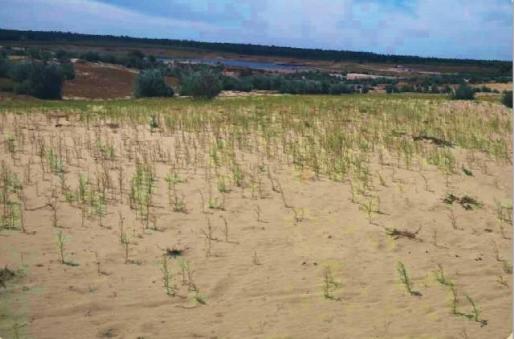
[397,262,421,296]
[434,264,454,287]
[121,231,130,264]
[322,266,341,300]
[56,231,66,264]
[161,255,175,296]
[46,149,64,177]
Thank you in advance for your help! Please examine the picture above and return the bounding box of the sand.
[0,104,512,339]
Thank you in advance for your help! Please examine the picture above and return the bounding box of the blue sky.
[0,0,512,60]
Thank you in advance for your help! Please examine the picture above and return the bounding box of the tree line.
[0,45,512,106]
[0,29,511,74]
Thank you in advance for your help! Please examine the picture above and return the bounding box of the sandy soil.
[62,62,178,100]
[0,104,512,339]
[63,61,136,100]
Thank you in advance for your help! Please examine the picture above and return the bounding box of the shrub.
[60,63,75,80]
[221,76,239,91]
[502,91,513,108]
[8,62,64,99]
[14,81,31,95]
[480,85,492,93]
[126,50,145,69]
[11,63,63,99]
[451,84,475,100]
[442,85,452,93]
[23,63,64,99]
[147,55,157,64]
[8,61,70,91]
[399,84,415,92]
[134,69,173,98]
[328,83,353,95]
[55,49,69,61]
[236,78,254,92]
[180,70,222,99]
[0,55,9,77]
[80,51,101,62]
[304,80,324,94]
[26,48,52,62]
[0,78,15,92]
[251,75,274,90]
[385,85,399,94]
[8,62,32,82]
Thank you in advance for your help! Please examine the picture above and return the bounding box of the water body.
[159,57,308,72]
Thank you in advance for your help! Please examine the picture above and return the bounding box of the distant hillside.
[0,28,511,74]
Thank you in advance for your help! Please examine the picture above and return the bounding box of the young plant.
[172,191,187,213]
[161,255,175,296]
[253,251,261,266]
[322,266,341,300]
[446,279,487,326]
[90,190,107,228]
[434,264,453,287]
[208,195,225,211]
[194,291,207,305]
[201,218,216,257]
[220,215,229,242]
[94,252,102,275]
[149,115,159,131]
[46,149,65,177]
[465,295,483,324]
[292,207,304,224]
[232,164,244,188]
[495,201,513,224]
[448,209,459,230]
[217,175,230,193]
[56,230,66,264]
[397,262,421,296]
[121,231,130,264]
[360,197,378,224]
[255,205,264,223]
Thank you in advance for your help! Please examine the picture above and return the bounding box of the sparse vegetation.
[0,88,510,337]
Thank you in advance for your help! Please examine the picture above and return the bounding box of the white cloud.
[0,0,511,60]
[0,0,222,40]
[252,0,512,59]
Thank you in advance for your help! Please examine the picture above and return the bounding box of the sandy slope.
[0,107,512,339]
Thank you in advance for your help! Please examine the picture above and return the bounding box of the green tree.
[13,63,64,99]
[385,85,399,94]
[134,69,174,98]
[80,51,100,62]
[55,49,69,61]
[451,84,475,100]
[60,63,75,80]
[501,90,513,108]
[27,63,64,99]
[180,69,222,99]
[8,62,32,82]
[0,54,9,77]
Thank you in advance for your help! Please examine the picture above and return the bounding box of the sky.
[0,0,512,60]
